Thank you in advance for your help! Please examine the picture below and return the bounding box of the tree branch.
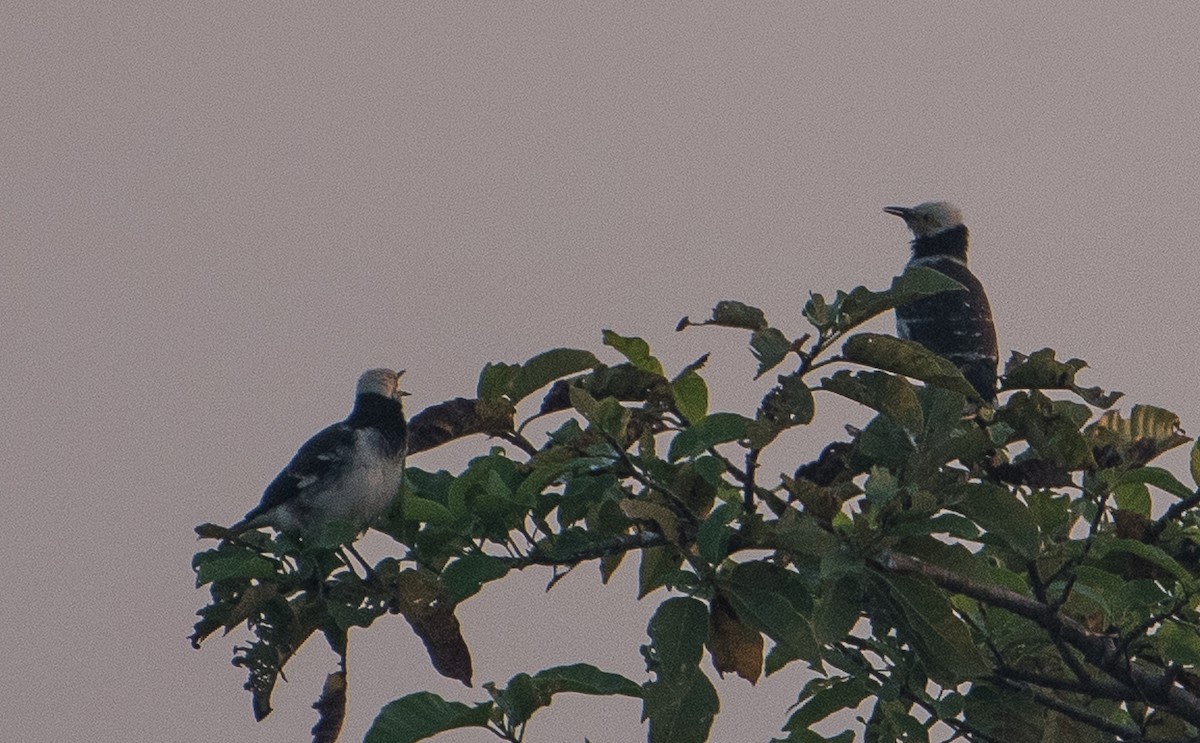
[501,532,669,569]
[743,449,760,513]
[879,550,1200,726]
[994,665,1131,702]
[992,677,1148,740]
[1148,487,1200,541]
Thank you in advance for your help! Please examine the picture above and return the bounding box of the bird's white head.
[356,368,410,400]
[883,201,964,238]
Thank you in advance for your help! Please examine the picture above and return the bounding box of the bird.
[231,368,410,541]
[884,201,998,403]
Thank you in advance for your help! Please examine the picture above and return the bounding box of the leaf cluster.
[193,269,1200,743]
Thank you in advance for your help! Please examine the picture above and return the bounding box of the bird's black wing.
[897,259,998,401]
[242,422,355,520]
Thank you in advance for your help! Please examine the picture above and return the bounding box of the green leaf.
[490,663,642,728]
[961,683,1045,743]
[192,547,277,587]
[751,327,793,378]
[1153,621,1200,666]
[569,386,633,442]
[811,577,862,644]
[772,730,854,743]
[863,466,900,507]
[477,469,515,517]
[603,330,665,375]
[668,412,753,462]
[1113,482,1151,516]
[821,370,922,433]
[697,502,736,563]
[643,598,719,743]
[644,665,718,743]
[782,676,873,733]
[951,484,1041,559]
[488,673,541,728]
[1192,440,1200,487]
[646,597,709,667]
[802,293,830,331]
[690,455,728,488]
[639,544,684,598]
[401,495,455,526]
[1026,490,1072,541]
[865,700,928,742]
[705,300,769,330]
[756,511,841,557]
[998,392,1095,471]
[759,372,816,429]
[671,370,709,424]
[567,385,601,418]
[513,460,571,509]
[1002,348,1123,407]
[365,692,492,743]
[722,562,819,667]
[509,348,600,403]
[842,333,978,399]
[306,518,362,550]
[477,362,520,401]
[1001,348,1087,389]
[837,266,965,331]
[539,363,669,417]
[924,513,983,542]
[441,553,512,604]
[882,573,989,683]
[855,414,915,471]
[1095,537,1196,587]
[1065,565,1121,621]
[533,662,643,697]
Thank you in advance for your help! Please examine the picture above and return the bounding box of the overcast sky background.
[4,4,1199,742]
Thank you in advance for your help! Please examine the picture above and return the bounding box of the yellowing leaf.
[707,597,763,683]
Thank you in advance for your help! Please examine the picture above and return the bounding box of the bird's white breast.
[307,428,405,532]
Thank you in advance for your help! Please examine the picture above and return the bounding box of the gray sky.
[4,4,1198,741]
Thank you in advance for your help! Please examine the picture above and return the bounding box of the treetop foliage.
[193,267,1199,743]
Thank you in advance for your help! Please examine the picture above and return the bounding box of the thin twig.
[743,449,759,512]
[1049,491,1109,610]
[1148,487,1200,541]
[500,532,669,568]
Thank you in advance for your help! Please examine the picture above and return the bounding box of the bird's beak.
[883,206,912,219]
[394,369,411,396]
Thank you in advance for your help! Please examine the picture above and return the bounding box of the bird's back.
[897,225,998,402]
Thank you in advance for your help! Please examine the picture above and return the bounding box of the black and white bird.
[231,368,410,539]
[884,201,999,403]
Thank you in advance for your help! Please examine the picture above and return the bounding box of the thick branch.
[994,665,1130,702]
[880,550,1200,726]
[993,677,1146,740]
[1148,487,1200,541]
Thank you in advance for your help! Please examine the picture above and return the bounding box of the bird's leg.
[340,544,377,582]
